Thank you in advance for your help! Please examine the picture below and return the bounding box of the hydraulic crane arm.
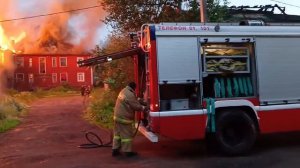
[77,48,143,67]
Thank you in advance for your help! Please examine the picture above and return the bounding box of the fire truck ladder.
[77,48,142,67]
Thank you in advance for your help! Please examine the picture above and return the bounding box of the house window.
[16,57,24,67]
[52,73,57,83]
[52,57,57,67]
[60,57,67,67]
[16,73,24,82]
[60,73,68,82]
[39,57,46,74]
[77,57,83,67]
[77,72,85,82]
[29,58,32,67]
[28,74,34,83]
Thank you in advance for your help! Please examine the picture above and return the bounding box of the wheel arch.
[213,100,260,133]
[215,106,260,133]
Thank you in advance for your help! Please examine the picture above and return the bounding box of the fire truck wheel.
[215,110,257,155]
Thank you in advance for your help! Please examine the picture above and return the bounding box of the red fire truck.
[79,22,300,155]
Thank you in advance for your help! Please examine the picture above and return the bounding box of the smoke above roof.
[0,0,105,54]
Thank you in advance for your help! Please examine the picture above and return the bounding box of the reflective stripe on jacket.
[113,116,133,124]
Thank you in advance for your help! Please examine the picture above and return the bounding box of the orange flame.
[0,24,26,64]
[0,52,4,64]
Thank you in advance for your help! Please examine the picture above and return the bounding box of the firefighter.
[81,85,86,96]
[85,85,91,96]
[112,82,148,157]
[82,85,91,105]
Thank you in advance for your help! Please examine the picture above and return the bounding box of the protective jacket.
[114,86,144,124]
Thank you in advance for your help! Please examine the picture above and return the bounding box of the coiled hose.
[78,120,141,149]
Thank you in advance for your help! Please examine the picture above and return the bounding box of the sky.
[228,0,300,15]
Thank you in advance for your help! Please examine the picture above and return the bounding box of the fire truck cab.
[79,22,300,155]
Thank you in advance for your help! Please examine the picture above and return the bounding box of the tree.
[91,33,134,91]
[96,0,229,90]
[207,0,229,22]
[100,0,229,32]
[87,34,134,129]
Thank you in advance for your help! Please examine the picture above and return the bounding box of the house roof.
[228,4,300,23]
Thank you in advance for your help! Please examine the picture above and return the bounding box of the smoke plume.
[0,0,106,54]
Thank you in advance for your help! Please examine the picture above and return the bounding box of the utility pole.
[200,0,208,23]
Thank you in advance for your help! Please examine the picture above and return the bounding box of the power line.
[270,0,300,8]
[0,5,101,23]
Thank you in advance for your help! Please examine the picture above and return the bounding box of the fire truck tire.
[215,110,257,155]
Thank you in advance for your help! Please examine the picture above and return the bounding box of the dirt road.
[0,95,203,168]
[1,95,300,168]
[0,96,115,168]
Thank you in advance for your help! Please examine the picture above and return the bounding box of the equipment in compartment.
[202,43,255,98]
[159,83,201,111]
[160,99,190,111]
[214,77,253,98]
[203,47,250,74]
[170,99,189,110]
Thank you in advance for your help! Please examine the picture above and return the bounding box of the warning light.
[141,25,151,52]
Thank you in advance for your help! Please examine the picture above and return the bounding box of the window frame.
[77,72,85,82]
[60,57,67,67]
[52,73,57,83]
[52,57,57,67]
[29,58,32,68]
[39,57,46,74]
[16,73,24,82]
[28,73,34,83]
[16,57,24,67]
[60,72,68,82]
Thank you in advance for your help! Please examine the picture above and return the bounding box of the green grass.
[0,119,21,133]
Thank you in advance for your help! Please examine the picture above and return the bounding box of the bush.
[13,92,39,104]
[5,89,19,96]
[0,111,6,120]
[49,86,67,92]
[34,88,48,97]
[85,88,118,129]
[0,96,28,117]
[47,85,77,96]
[49,84,73,92]
[0,95,28,132]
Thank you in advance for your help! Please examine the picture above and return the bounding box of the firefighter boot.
[112,149,121,157]
[125,152,138,157]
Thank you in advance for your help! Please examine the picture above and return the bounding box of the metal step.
[135,124,158,143]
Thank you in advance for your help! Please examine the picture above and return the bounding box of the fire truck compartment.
[255,37,300,104]
[201,42,256,99]
[156,36,201,84]
[159,83,201,111]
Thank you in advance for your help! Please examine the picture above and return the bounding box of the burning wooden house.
[12,54,93,91]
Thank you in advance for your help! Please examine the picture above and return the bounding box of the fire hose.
[77,131,112,149]
[78,120,142,149]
